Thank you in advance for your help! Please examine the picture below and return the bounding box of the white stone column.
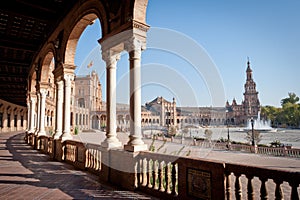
[26,99,31,131]
[54,80,63,139]
[10,112,14,131]
[124,38,147,152]
[34,93,40,135]
[17,111,21,131]
[101,50,122,148]
[29,97,36,133]
[61,74,73,141]
[37,89,47,136]
[3,108,7,132]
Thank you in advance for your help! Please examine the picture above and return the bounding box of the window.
[78,98,85,108]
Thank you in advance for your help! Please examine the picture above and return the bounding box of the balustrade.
[85,143,102,172]
[24,132,299,200]
[225,163,299,200]
[138,152,178,199]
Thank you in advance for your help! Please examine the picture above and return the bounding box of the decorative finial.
[247,57,250,66]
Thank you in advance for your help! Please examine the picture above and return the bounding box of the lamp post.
[226,110,230,149]
[251,117,255,146]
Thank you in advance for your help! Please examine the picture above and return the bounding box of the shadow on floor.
[0,132,156,199]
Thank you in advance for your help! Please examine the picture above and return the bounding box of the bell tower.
[243,58,260,119]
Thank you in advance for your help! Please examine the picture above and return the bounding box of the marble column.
[37,89,47,136]
[26,99,31,131]
[10,112,14,131]
[2,109,7,132]
[29,97,36,133]
[54,80,63,139]
[124,38,147,152]
[34,93,40,135]
[101,50,122,148]
[61,74,73,141]
[17,112,21,131]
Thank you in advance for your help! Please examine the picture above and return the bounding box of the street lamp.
[226,110,230,149]
[251,117,255,146]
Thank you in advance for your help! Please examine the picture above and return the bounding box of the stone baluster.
[147,159,153,188]
[95,149,99,170]
[165,162,171,194]
[142,158,147,186]
[86,149,91,168]
[226,172,232,200]
[159,161,164,192]
[235,174,242,200]
[153,160,158,190]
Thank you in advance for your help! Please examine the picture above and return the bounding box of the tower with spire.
[243,58,260,119]
[226,58,261,125]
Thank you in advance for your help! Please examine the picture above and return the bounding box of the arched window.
[78,98,85,108]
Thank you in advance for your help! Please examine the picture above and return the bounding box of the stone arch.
[40,51,55,83]
[133,0,149,23]
[92,115,100,129]
[64,13,100,65]
[29,72,37,93]
[100,114,107,129]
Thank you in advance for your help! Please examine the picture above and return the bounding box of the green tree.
[260,105,281,126]
[245,130,262,145]
[278,93,300,127]
[263,93,300,128]
[281,92,299,106]
[281,102,300,127]
[204,129,213,142]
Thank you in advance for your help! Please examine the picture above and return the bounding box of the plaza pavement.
[0,131,157,200]
[74,130,300,172]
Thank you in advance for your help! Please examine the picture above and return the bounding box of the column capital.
[39,88,47,98]
[63,74,74,87]
[102,49,121,69]
[124,36,146,53]
[30,95,37,103]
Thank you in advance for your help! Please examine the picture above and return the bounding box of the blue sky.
[75,0,300,107]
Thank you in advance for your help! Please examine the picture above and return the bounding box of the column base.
[37,130,46,136]
[61,131,73,141]
[101,140,122,149]
[124,144,148,152]
[53,131,62,140]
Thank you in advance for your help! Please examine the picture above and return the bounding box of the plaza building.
[73,71,102,130]
[141,60,261,128]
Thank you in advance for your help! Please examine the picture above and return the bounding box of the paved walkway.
[74,131,300,172]
[0,131,157,200]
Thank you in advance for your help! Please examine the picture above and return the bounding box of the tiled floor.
[0,132,157,200]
